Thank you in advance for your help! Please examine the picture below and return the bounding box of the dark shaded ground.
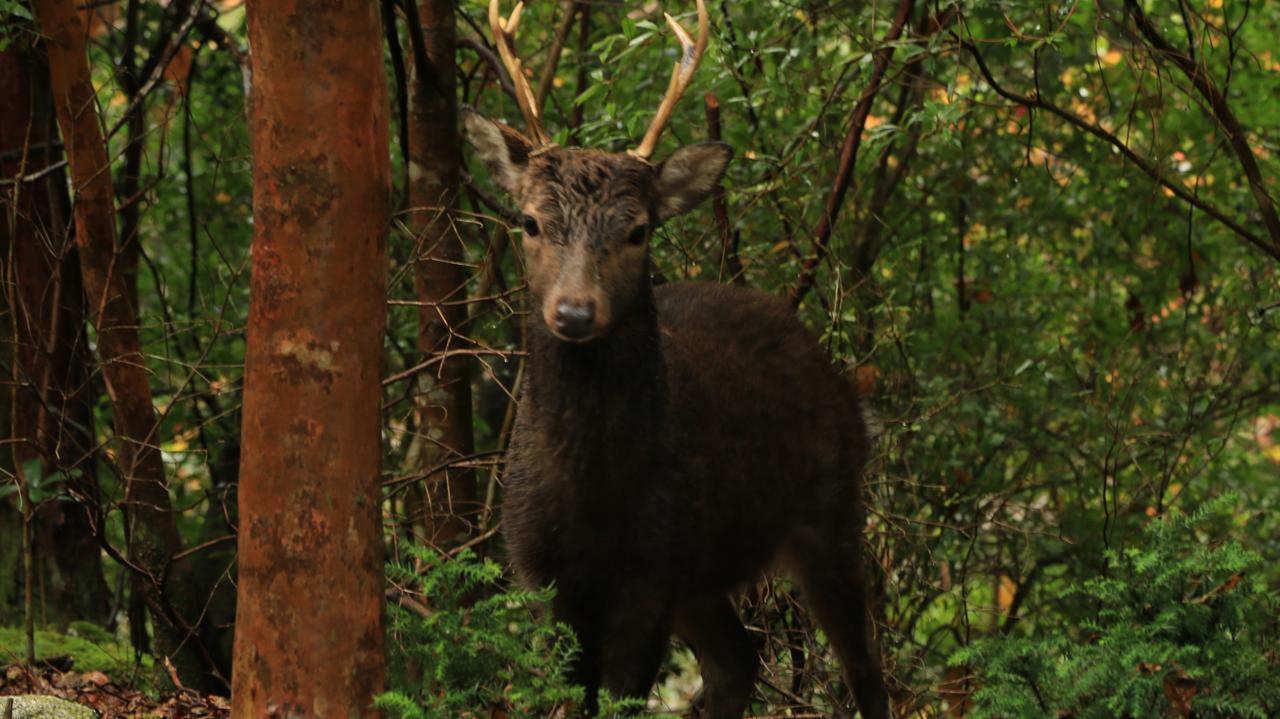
[2,661,229,718]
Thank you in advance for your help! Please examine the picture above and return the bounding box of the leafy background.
[2,0,1278,716]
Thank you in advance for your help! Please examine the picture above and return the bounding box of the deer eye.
[627,225,648,246]
[521,214,540,237]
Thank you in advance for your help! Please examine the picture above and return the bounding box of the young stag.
[467,2,890,716]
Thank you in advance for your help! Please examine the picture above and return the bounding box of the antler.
[489,0,551,147]
[630,0,710,160]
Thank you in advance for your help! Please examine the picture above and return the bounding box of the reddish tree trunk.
[407,0,475,544]
[0,42,110,628]
[32,0,218,689]
[231,0,391,712]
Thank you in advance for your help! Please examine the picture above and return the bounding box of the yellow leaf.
[1265,445,1280,463]
[998,574,1018,613]
[768,240,790,254]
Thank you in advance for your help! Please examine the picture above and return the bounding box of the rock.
[0,695,98,719]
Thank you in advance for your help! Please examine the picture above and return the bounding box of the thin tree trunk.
[0,42,110,630]
[115,0,143,316]
[568,1,590,145]
[231,0,391,711]
[407,0,475,545]
[30,0,217,689]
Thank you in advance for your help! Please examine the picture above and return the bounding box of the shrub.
[951,498,1280,718]
[376,546,581,718]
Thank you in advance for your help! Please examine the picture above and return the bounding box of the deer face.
[471,0,725,341]
[465,112,731,342]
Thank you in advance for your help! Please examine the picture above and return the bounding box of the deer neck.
[523,284,665,463]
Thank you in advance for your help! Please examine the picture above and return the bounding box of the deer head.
[466,0,731,343]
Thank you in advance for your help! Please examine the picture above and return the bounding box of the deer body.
[501,278,889,719]
[506,281,866,597]
[469,3,889,715]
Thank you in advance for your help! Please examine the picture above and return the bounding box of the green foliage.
[0,0,34,50]
[0,461,81,505]
[377,547,667,717]
[5,0,1277,711]
[0,623,157,686]
[377,548,584,719]
[952,498,1280,718]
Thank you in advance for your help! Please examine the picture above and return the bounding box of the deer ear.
[463,109,533,198]
[655,142,733,222]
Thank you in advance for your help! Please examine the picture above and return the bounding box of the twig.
[163,656,188,692]
[536,0,580,109]
[446,524,500,557]
[568,0,591,144]
[459,36,517,100]
[704,93,744,284]
[170,533,236,563]
[383,451,507,490]
[386,586,433,618]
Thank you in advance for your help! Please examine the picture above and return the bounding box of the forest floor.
[1,661,229,718]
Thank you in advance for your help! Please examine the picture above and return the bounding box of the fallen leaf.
[1163,669,1196,718]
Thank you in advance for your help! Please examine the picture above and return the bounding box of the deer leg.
[675,595,757,719]
[598,593,672,712]
[788,532,890,719]
[554,591,604,715]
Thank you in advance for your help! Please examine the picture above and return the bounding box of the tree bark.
[31,0,219,689]
[0,41,110,629]
[231,0,391,712]
[406,0,476,545]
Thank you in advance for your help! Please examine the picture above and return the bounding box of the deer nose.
[554,299,596,339]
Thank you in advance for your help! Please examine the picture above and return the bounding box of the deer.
[465,2,891,717]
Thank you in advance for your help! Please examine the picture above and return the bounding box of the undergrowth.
[952,497,1280,718]
[377,546,664,718]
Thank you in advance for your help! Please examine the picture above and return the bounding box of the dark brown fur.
[468,114,890,718]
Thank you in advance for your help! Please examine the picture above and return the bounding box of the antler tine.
[489,0,551,147]
[631,0,710,160]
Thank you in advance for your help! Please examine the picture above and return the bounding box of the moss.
[0,624,157,688]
